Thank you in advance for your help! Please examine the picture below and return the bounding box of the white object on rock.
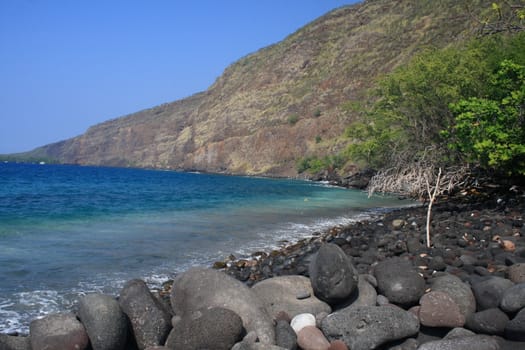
[291,313,316,334]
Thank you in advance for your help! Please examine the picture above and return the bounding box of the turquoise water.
[0,162,411,333]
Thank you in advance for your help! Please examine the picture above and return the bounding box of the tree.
[446,59,525,175]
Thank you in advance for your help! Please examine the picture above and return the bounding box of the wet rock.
[30,313,89,350]
[77,293,128,350]
[465,308,509,335]
[0,333,31,350]
[171,267,275,344]
[251,275,331,320]
[119,279,172,350]
[321,305,420,350]
[374,257,425,307]
[296,326,330,350]
[275,320,297,350]
[419,291,466,328]
[507,263,525,283]
[471,276,514,310]
[430,274,476,321]
[500,282,525,313]
[309,243,358,305]
[505,307,525,341]
[417,335,499,350]
[164,307,243,350]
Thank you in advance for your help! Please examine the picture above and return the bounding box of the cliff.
[24,0,496,176]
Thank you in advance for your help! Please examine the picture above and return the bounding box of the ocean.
[0,162,411,333]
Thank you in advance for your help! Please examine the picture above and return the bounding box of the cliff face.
[30,0,493,176]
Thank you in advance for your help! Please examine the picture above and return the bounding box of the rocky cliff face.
[29,0,493,176]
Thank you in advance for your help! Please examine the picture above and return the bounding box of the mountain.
[20,0,497,176]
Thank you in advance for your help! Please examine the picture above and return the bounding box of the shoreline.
[3,184,525,349]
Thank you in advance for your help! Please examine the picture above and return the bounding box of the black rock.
[308,243,358,304]
[77,293,129,350]
[119,279,172,350]
[275,320,297,350]
[500,282,525,313]
[465,308,509,335]
[471,276,514,311]
[374,257,425,307]
[505,308,525,341]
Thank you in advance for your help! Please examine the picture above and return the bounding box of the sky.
[0,1,359,154]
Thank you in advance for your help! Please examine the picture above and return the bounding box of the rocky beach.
[1,184,525,350]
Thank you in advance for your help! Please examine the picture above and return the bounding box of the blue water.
[0,162,411,333]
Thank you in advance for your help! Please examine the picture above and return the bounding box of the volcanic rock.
[119,279,172,350]
[164,307,243,350]
[29,313,89,350]
[77,293,128,350]
[465,308,509,335]
[251,275,331,319]
[374,257,425,307]
[500,282,525,313]
[471,276,514,311]
[170,267,275,344]
[321,305,420,350]
[308,243,358,305]
[419,291,466,328]
[417,335,499,350]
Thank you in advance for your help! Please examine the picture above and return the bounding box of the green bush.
[287,114,299,125]
[446,60,525,175]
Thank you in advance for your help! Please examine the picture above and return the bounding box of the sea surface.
[0,162,412,333]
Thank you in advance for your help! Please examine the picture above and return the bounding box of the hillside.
[18,0,500,176]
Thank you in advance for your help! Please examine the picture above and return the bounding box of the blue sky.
[0,1,358,154]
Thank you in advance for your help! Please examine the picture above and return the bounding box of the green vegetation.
[446,59,525,174]
[297,154,345,175]
[344,31,525,178]
[287,114,299,125]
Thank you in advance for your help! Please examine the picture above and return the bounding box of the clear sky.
[0,1,359,154]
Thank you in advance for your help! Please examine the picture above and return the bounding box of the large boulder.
[165,307,243,350]
[321,305,420,350]
[251,275,331,319]
[29,312,89,350]
[471,276,514,311]
[500,282,525,313]
[308,243,358,304]
[119,279,172,350]
[0,334,31,350]
[417,335,499,350]
[430,274,476,321]
[374,257,425,307]
[171,267,275,344]
[77,293,128,350]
